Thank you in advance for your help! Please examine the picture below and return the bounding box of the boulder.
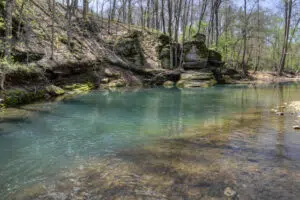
[183,41,208,61]
[114,32,145,66]
[181,72,213,81]
[158,34,171,46]
[176,71,216,88]
[100,78,109,84]
[104,68,120,78]
[45,85,65,96]
[108,79,126,88]
[163,81,175,88]
[183,40,209,70]
[192,33,206,43]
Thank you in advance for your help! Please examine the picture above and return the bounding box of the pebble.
[224,187,237,198]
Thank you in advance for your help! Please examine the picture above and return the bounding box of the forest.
[1,0,300,78]
[76,0,300,75]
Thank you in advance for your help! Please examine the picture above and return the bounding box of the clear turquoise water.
[1,83,300,199]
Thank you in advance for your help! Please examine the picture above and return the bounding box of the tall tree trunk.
[66,0,72,50]
[4,0,14,59]
[146,0,150,28]
[197,0,208,34]
[111,0,117,21]
[167,0,173,68]
[161,0,166,34]
[180,0,189,68]
[241,0,248,76]
[188,0,194,40]
[50,0,55,60]
[278,0,292,76]
[83,0,89,20]
[214,0,221,48]
[154,0,159,30]
[207,0,215,46]
[174,0,183,67]
[254,0,261,73]
[127,0,132,30]
[2,0,14,90]
[174,0,182,42]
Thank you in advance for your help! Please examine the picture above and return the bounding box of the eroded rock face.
[176,71,217,88]
[114,31,145,67]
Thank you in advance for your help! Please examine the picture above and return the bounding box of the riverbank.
[234,71,300,85]
[1,70,300,109]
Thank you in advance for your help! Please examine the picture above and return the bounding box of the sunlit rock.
[46,85,65,96]
[108,79,126,88]
[163,81,175,88]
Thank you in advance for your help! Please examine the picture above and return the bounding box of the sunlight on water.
[1,83,300,199]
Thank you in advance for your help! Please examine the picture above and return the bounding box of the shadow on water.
[6,83,300,200]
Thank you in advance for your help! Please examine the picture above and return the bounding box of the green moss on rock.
[45,85,65,96]
[4,89,46,106]
[183,41,209,59]
[63,82,94,92]
[208,50,222,62]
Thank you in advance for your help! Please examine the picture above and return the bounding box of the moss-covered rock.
[158,34,171,46]
[192,33,206,43]
[63,83,94,92]
[183,41,209,62]
[114,31,145,66]
[208,50,222,62]
[45,85,65,96]
[3,89,46,106]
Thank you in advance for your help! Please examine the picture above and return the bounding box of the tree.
[278,0,293,75]
[1,0,15,90]
[83,0,89,20]
[241,0,248,76]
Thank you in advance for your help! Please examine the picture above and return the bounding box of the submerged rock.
[224,187,238,199]
[45,85,65,96]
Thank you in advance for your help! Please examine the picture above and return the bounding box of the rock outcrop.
[177,33,224,88]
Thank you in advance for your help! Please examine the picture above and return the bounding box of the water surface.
[1,83,300,199]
